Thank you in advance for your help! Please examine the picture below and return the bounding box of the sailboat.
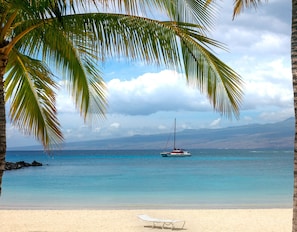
[160,119,191,157]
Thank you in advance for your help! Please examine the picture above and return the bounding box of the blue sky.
[6,0,293,148]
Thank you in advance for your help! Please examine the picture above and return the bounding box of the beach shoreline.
[0,208,292,232]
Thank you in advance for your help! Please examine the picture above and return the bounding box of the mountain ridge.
[10,117,294,150]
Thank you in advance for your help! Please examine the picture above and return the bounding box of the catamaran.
[160,119,191,157]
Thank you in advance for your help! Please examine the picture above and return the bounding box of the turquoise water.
[0,149,293,209]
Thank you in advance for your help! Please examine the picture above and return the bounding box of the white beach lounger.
[137,214,185,230]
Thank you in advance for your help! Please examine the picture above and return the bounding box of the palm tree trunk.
[292,0,297,231]
[0,52,8,196]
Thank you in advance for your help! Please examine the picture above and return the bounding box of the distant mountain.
[11,117,294,150]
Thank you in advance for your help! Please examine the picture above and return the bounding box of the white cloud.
[110,122,120,129]
[104,58,292,116]
[107,70,211,115]
[253,33,288,54]
[213,0,290,59]
[239,58,292,110]
[259,107,294,123]
[210,118,221,128]
[158,124,166,130]
[56,83,76,113]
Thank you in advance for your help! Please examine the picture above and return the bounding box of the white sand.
[0,209,292,232]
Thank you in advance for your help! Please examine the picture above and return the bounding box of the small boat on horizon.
[160,119,191,157]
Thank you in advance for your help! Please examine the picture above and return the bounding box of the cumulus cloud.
[240,58,292,110]
[104,58,292,116]
[213,0,290,58]
[107,70,211,115]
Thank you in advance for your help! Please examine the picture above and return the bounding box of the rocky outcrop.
[5,160,42,170]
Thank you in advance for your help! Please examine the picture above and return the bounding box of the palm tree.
[0,0,243,195]
[211,0,296,231]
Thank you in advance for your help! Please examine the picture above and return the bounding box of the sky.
[6,0,293,148]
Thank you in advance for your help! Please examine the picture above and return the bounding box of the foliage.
[0,0,243,148]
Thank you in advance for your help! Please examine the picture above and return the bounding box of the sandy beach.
[0,208,292,232]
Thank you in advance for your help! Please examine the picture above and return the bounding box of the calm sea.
[0,149,293,209]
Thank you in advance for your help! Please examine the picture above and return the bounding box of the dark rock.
[17,161,31,167]
[31,160,42,166]
[5,160,43,171]
[5,162,16,170]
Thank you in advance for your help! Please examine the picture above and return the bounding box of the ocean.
[0,149,293,209]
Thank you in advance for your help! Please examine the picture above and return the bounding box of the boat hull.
[160,150,191,157]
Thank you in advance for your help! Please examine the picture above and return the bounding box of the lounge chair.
[137,214,185,230]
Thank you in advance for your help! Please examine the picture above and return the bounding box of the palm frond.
[233,0,265,19]
[168,0,216,30]
[168,22,243,118]
[5,49,63,149]
[1,0,244,149]
[14,20,108,120]
[96,0,216,31]
[47,12,242,118]
[45,13,183,67]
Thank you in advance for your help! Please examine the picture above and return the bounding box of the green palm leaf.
[99,0,216,29]
[1,0,243,148]
[5,49,63,149]
[40,13,242,118]
[165,22,243,118]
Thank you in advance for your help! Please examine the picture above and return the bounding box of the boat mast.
[174,118,176,149]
